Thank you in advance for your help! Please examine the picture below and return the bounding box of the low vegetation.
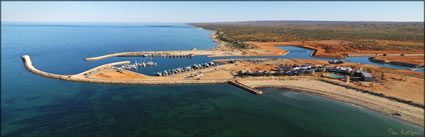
[215,32,254,49]
[191,21,424,50]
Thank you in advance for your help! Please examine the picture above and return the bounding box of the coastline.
[198,26,289,56]
[85,26,424,68]
[369,56,425,67]
[194,25,425,67]
[248,41,425,59]
[22,54,424,127]
[237,78,425,127]
[21,25,424,128]
[22,55,228,85]
[191,23,424,60]
[209,30,228,49]
[196,26,226,49]
[7,21,425,136]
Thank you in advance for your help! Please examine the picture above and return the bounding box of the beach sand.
[237,78,425,127]
[23,55,425,127]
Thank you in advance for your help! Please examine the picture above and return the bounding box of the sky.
[1,2,424,23]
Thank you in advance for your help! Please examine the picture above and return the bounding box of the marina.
[154,61,217,76]
[21,54,424,109]
[86,46,424,75]
[2,0,425,136]
[117,61,157,70]
[162,54,194,59]
[4,22,424,137]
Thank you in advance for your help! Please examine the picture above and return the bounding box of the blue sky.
[1,2,424,23]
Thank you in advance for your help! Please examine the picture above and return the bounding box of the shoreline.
[369,56,425,67]
[248,41,425,59]
[22,55,229,85]
[208,30,423,68]
[237,78,424,127]
[274,86,424,128]
[22,55,424,126]
[195,25,424,59]
[84,26,423,69]
[209,30,227,49]
[21,26,425,127]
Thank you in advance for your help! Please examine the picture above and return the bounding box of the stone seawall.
[85,52,154,61]
[21,55,72,80]
[22,55,228,85]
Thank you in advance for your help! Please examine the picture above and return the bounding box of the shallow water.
[2,23,424,136]
[278,46,424,73]
[212,46,423,72]
[327,74,345,79]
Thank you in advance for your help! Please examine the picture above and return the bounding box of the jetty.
[84,50,240,61]
[21,55,228,85]
[228,80,263,95]
[22,55,263,95]
[22,55,130,79]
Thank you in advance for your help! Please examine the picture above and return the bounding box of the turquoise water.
[277,46,424,73]
[328,74,345,79]
[212,46,423,73]
[2,23,423,136]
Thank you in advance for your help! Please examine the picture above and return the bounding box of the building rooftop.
[360,71,373,78]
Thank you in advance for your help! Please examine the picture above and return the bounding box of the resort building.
[355,70,374,82]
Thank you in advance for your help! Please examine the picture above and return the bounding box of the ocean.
[1,23,423,136]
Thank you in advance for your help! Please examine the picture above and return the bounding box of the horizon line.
[2,19,424,24]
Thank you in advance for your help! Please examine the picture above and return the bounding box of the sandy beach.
[237,78,424,127]
[22,55,425,127]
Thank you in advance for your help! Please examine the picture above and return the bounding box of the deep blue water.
[1,23,423,136]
